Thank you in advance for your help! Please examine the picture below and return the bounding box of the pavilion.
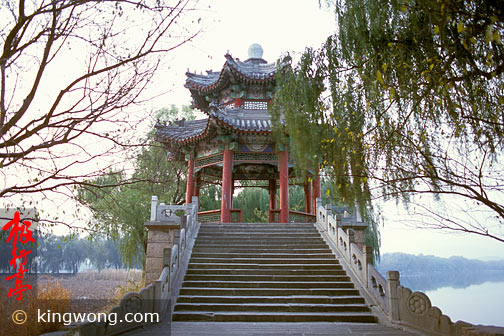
[155,44,321,223]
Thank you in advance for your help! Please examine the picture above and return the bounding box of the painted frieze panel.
[196,137,220,158]
[239,134,272,152]
[247,84,265,99]
[232,163,277,180]
[195,153,224,168]
[234,152,278,162]
[219,89,233,105]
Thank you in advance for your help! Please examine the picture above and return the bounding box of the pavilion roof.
[156,45,280,149]
[185,54,277,94]
[209,105,272,133]
[155,105,274,146]
[155,118,209,144]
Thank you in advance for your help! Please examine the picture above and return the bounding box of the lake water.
[424,281,504,327]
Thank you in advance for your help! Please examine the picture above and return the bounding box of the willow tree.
[272,0,504,244]
[0,0,200,228]
[76,106,193,267]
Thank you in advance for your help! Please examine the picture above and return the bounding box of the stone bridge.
[44,196,504,336]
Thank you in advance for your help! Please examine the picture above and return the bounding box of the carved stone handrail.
[314,200,502,336]
[42,196,200,336]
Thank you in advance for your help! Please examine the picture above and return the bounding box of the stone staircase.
[172,222,377,323]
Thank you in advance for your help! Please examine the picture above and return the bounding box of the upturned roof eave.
[184,53,277,94]
[155,115,274,148]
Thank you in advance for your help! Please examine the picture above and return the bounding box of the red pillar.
[194,174,201,198]
[231,178,235,208]
[279,151,289,223]
[304,182,312,213]
[312,166,321,213]
[221,148,233,222]
[269,179,277,210]
[186,158,194,204]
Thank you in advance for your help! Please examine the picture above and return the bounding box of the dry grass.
[113,278,145,301]
[0,278,71,336]
[74,268,142,282]
[97,272,145,314]
[0,269,144,336]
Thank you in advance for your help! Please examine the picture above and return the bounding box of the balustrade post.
[348,229,355,244]
[150,196,158,221]
[387,270,401,321]
[192,196,199,226]
[316,197,322,212]
[145,204,181,285]
[364,245,373,286]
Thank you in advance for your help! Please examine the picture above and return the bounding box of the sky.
[152,0,336,110]
[4,0,501,261]
[147,0,504,261]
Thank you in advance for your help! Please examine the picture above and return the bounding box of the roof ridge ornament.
[174,118,186,126]
[248,43,263,59]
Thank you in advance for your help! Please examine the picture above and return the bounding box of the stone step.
[196,233,321,238]
[193,243,329,248]
[176,295,366,305]
[194,238,326,244]
[174,303,370,313]
[178,287,361,296]
[189,258,340,264]
[197,231,320,236]
[197,230,319,235]
[187,263,342,270]
[184,274,350,282]
[199,223,316,227]
[181,281,354,289]
[171,220,376,324]
[172,311,377,323]
[197,229,318,233]
[191,247,331,253]
[190,253,335,259]
[185,269,346,275]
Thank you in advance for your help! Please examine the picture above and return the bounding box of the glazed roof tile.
[156,118,209,143]
[155,105,276,145]
[185,54,276,93]
[209,106,272,133]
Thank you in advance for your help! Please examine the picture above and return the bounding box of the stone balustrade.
[314,200,504,336]
[42,196,199,336]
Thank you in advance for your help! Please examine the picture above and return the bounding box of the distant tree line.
[378,253,504,291]
[0,232,140,274]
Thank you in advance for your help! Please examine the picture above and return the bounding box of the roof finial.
[248,43,263,59]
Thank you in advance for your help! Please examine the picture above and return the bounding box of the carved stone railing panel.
[368,265,388,311]
[349,242,366,282]
[312,199,504,336]
[41,197,201,336]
